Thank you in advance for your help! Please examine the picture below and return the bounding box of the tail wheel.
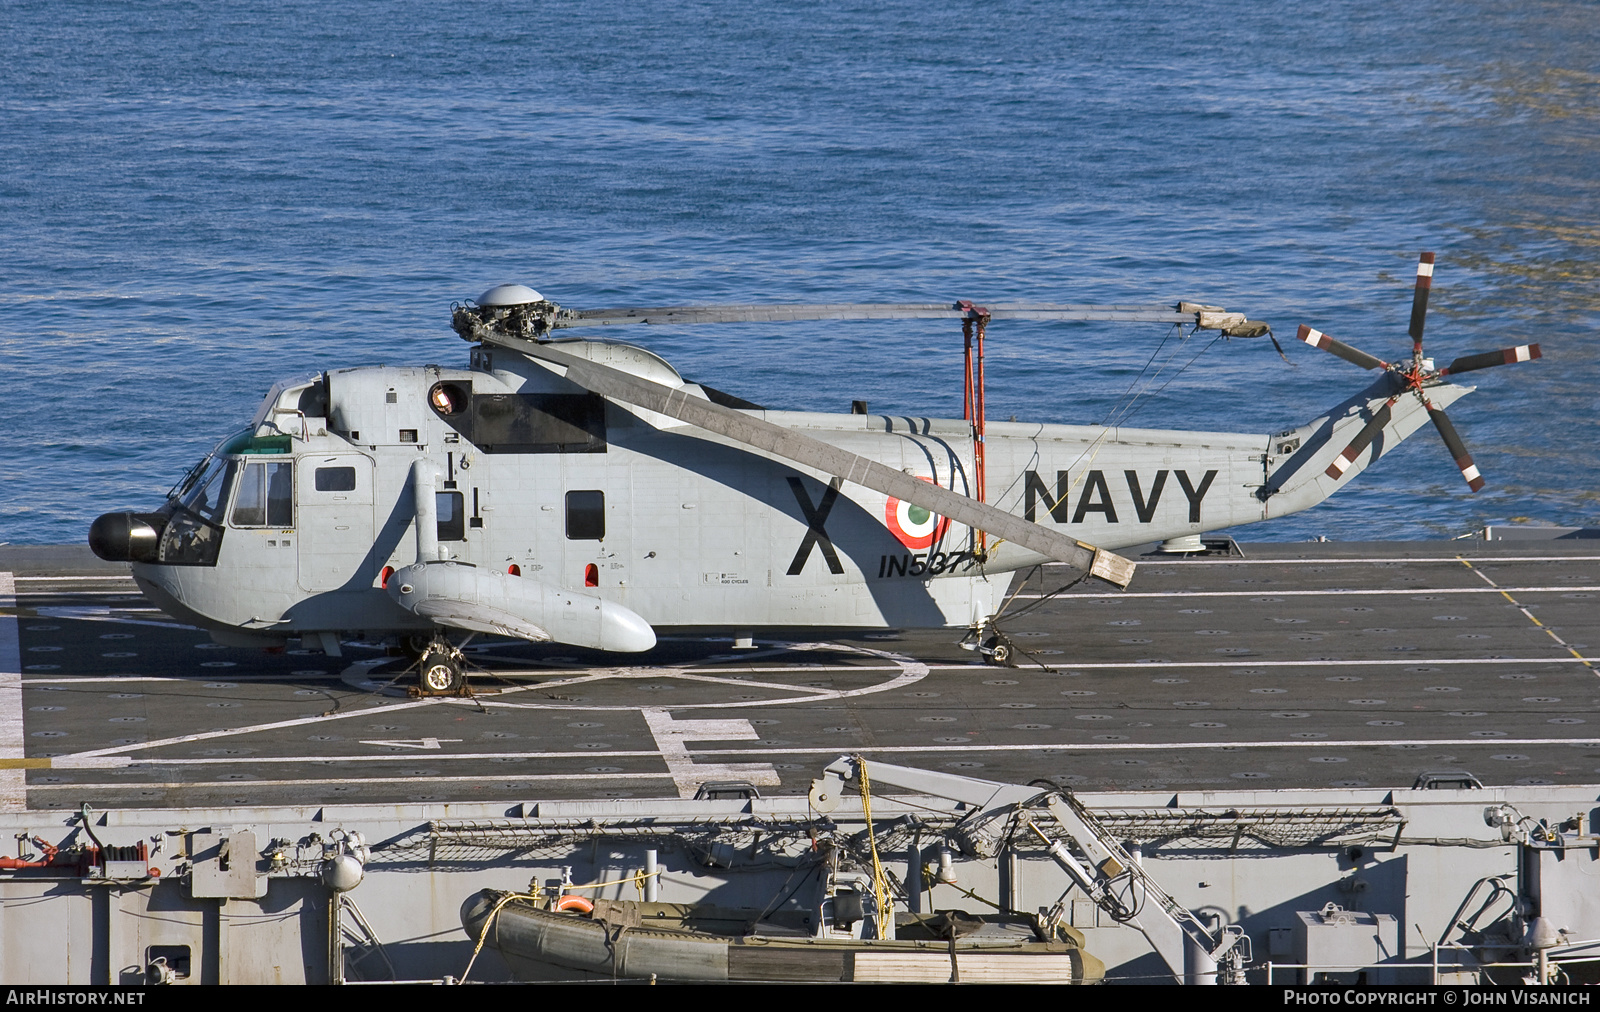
[982,634,1015,667]
[418,649,464,694]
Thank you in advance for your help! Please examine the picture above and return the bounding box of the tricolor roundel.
[885,476,951,549]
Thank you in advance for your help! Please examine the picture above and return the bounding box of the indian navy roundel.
[885,476,951,549]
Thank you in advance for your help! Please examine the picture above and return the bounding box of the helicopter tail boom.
[1262,374,1475,517]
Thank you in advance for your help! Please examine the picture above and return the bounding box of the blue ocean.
[2,0,1596,545]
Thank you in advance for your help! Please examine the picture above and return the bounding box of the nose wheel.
[410,640,468,696]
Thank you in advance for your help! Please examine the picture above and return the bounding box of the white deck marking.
[1459,559,1597,674]
[25,771,674,791]
[57,751,665,767]
[0,574,26,810]
[992,657,1596,671]
[60,694,459,758]
[491,667,881,694]
[458,660,929,711]
[1021,586,1600,600]
[1043,555,1600,567]
[23,674,348,685]
[32,606,196,630]
[33,737,1600,795]
[641,709,780,798]
[13,575,136,582]
[671,738,1600,758]
[62,733,1599,767]
[52,653,926,759]
[23,665,904,687]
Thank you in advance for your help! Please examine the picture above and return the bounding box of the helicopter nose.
[88,512,165,563]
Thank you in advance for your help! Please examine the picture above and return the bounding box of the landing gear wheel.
[981,634,1016,667]
[412,640,467,696]
[420,653,462,693]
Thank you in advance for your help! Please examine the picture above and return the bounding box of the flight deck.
[4,539,1598,813]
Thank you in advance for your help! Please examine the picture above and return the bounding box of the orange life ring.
[554,894,594,914]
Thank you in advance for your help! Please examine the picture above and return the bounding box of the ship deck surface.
[4,540,1598,811]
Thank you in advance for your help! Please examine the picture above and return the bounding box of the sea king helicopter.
[89,254,1540,693]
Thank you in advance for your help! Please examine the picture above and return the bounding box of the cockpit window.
[168,454,213,501]
[231,461,294,527]
[180,458,238,523]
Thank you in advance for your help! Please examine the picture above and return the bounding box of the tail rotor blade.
[1296,325,1390,371]
[1425,399,1485,492]
[1325,400,1395,481]
[1408,252,1435,354]
[1440,343,1542,377]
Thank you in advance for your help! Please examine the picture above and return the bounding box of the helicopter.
[88,254,1540,693]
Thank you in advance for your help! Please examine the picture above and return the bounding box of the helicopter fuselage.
[91,336,1467,653]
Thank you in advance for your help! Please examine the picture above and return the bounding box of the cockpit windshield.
[178,456,238,523]
[167,429,250,502]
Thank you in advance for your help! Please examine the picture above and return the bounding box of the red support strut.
[956,300,991,556]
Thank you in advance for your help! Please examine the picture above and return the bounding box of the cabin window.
[231,461,294,527]
[566,490,605,540]
[436,491,466,542]
[314,466,357,492]
[471,393,606,453]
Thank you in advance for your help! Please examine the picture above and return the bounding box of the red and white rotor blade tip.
[1426,401,1485,493]
[1324,400,1394,481]
[1440,343,1542,377]
[1408,252,1435,351]
[1296,325,1390,371]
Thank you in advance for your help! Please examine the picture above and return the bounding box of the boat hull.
[461,890,1103,984]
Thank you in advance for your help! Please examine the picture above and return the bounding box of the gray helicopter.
[89,255,1539,693]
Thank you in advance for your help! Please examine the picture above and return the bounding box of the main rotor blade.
[1408,252,1435,353]
[1296,325,1390,372]
[1439,343,1542,377]
[1424,399,1485,492]
[491,336,1135,587]
[1324,399,1396,481]
[558,302,1219,328]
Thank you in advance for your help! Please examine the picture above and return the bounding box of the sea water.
[2,0,1596,546]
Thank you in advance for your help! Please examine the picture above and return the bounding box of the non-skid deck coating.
[3,541,1598,811]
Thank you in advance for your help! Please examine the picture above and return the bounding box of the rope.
[917,869,1003,913]
[460,873,659,981]
[460,891,539,982]
[854,757,893,940]
[1102,322,1181,426]
[562,869,662,893]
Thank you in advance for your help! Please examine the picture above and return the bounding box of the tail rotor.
[1297,252,1540,493]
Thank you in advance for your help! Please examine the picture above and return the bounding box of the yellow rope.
[948,882,1003,911]
[855,757,892,939]
[563,869,662,893]
[920,866,1003,911]
[460,891,539,982]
